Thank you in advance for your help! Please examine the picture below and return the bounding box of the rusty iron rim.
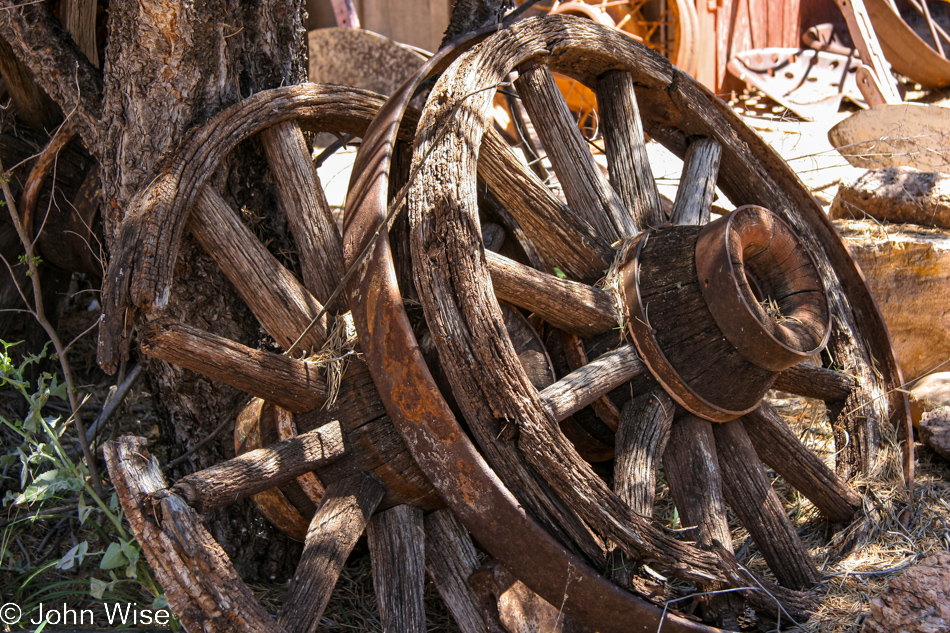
[695,205,832,373]
[342,24,720,633]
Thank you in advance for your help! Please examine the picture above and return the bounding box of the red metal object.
[342,27,721,633]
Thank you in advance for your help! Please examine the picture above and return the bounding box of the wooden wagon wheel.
[101,81,565,633]
[861,0,950,88]
[346,14,912,631]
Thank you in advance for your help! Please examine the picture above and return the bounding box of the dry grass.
[756,393,950,632]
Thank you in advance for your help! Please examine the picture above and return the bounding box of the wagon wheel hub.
[622,204,832,422]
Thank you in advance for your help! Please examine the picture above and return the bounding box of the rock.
[910,373,950,427]
[863,552,950,632]
[919,410,950,461]
[835,219,950,381]
[830,168,950,229]
[307,28,425,98]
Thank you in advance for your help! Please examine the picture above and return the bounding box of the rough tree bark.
[0,0,308,579]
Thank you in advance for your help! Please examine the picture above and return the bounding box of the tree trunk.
[0,0,308,580]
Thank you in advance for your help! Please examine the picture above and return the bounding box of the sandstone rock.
[830,168,950,229]
[863,552,950,632]
[835,219,950,381]
[919,410,950,461]
[910,373,950,427]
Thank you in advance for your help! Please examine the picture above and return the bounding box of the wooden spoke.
[170,421,343,514]
[278,474,385,633]
[614,390,674,516]
[610,390,673,588]
[105,437,285,633]
[367,505,427,633]
[235,399,311,541]
[140,319,327,413]
[480,129,613,282]
[664,414,743,628]
[275,406,326,507]
[423,509,496,633]
[827,386,879,481]
[713,420,822,590]
[260,120,344,305]
[562,332,621,432]
[595,69,664,231]
[486,250,616,337]
[773,364,857,401]
[514,61,630,243]
[742,404,862,523]
[557,416,615,463]
[538,344,646,423]
[189,187,327,351]
[669,137,721,227]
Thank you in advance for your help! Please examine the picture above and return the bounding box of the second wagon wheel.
[347,14,912,631]
[99,82,547,633]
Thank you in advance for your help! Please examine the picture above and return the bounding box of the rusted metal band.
[695,205,831,372]
[621,229,754,423]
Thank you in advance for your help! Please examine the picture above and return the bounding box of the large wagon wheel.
[861,0,950,88]
[100,81,557,633]
[346,14,911,631]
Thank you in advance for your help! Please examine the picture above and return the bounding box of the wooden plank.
[368,504,426,633]
[595,69,664,231]
[515,61,629,243]
[486,250,617,338]
[172,421,344,514]
[714,420,822,590]
[104,437,285,633]
[140,319,327,413]
[423,509,493,633]
[278,474,385,633]
[260,120,345,305]
[189,187,326,351]
[742,404,862,523]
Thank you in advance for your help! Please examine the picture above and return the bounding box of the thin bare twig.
[0,156,103,497]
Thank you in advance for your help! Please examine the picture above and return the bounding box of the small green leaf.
[56,540,89,570]
[78,494,93,524]
[90,577,109,600]
[120,539,140,566]
[553,267,567,279]
[100,542,129,570]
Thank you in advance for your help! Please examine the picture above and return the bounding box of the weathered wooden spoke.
[669,137,721,227]
[515,61,632,242]
[594,69,664,230]
[379,15,908,630]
